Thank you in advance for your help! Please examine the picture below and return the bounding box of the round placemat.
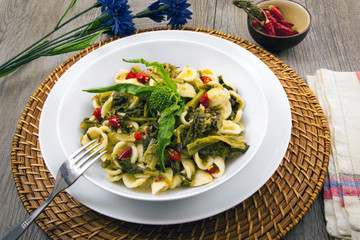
[11,27,330,240]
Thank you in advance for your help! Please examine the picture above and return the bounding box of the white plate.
[39,30,291,224]
[55,33,268,201]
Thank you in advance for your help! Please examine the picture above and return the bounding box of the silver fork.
[2,140,106,240]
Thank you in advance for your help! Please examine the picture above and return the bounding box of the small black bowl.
[247,0,311,51]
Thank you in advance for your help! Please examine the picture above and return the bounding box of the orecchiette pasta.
[80,61,249,195]
[177,83,197,98]
[123,174,150,188]
[177,65,197,81]
[218,120,243,135]
[207,87,231,108]
[191,170,213,187]
[211,156,225,178]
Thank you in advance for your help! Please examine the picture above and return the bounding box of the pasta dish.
[80,58,249,195]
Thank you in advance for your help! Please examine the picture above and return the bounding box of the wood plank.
[2,0,360,239]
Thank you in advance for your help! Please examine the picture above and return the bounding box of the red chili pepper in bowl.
[268,5,284,20]
[108,116,120,128]
[264,10,298,36]
[93,108,102,120]
[264,9,278,24]
[278,19,294,28]
[274,23,298,36]
[251,20,263,31]
[199,92,210,107]
[167,148,181,161]
[118,147,132,160]
[126,71,137,79]
[262,21,276,36]
[136,72,150,83]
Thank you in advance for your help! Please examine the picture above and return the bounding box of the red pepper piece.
[264,10,278,24]
[108,116,120,128]
[167,148,181,161]
[252,20,260,27]
[268,5,284,20]
[260,10,276,36]
[278,19,294,28]
[126,71,137,79]
[274,23,298,36]
[262,22,276,36]
[201,75,212,84]
[136,72,150,83]
[199,92,210,107]
[205,165,218,174]
[93,108,102,120]
[134,131,143,140]
[251,20,262,31]
[118,147,132,160]
[266,6,295,28]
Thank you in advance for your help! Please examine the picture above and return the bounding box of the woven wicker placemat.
[11,27,330,240]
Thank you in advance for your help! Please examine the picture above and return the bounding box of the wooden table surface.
[1,0,359,239]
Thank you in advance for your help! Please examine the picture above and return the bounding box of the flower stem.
[0,2,101,76]
[134,4,169,18]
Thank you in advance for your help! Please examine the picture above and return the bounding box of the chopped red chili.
[167,148,181,161]
[136,72,150,83]
[134,131,143,140]
[118,147,132,160]
[205,165,218,174]
[199,92,210,107]
[126,71,137,79]
[201,75,212,84]
[154,175,165,182]
[108,116,120,128]
[93,108,102,120]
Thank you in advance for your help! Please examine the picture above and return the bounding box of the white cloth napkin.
[307,69,360,240]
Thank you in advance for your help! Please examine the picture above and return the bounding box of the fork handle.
[2,190,57,240]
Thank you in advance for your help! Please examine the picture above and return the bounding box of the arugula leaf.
[157,103,182,172]
[83,83,156,97]
[123,58,177,91]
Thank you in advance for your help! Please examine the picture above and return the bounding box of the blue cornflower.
[97,0,136,36]
[148,2,166,23]
[159,0,192,28]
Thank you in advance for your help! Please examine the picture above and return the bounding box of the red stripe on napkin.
[356,71,360,82]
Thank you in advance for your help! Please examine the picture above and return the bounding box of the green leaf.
[0,66,21,78]
[78,19,105,37]
[156,99,184,172]
[83,83,157,97]
[49,30,103,55]
[123,58,177,91]
[27,40,50,54]
[55,0,77,29]
[187,135,247,155]
[157,104,181,172]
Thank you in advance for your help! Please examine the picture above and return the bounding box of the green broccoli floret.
[149,86,178,115]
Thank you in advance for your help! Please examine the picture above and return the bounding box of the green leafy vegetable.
[149,86,178,115]
[83,58,184,172]
[199,142,249,157]
[186,135,247,155]
[118,159,159,177]
[83,83,156,97]
[123,58,177,91]
[156,100,184,172]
